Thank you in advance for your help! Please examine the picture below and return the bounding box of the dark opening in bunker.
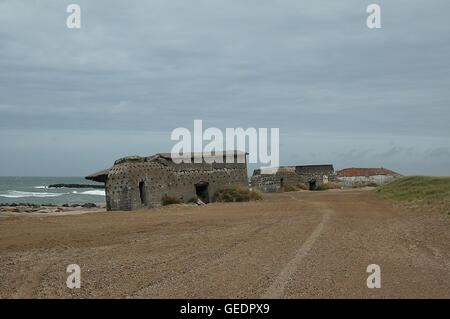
[195,182,210,204]
[280,178,284,187]
[139,181,146,205]
[308,180,316,190]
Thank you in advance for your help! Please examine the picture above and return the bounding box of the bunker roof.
[157,150,248,160]
[253,164,334,175]
[85,168,110,182]
[85,150,248,182]
[336,168,400,177]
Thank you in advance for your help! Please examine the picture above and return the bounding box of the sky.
[0,0,449,177]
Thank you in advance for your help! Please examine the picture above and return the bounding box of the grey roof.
[85,150,248,181]
[157,150,248,160]
[85,168,110,182]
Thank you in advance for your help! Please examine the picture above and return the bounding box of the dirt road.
[0,189,448,298]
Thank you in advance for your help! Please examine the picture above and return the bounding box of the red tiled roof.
[336,168,399,177]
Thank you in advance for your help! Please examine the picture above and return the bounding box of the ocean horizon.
[0,176,105,205]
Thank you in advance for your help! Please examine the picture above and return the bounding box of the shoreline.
[0,202,106,217]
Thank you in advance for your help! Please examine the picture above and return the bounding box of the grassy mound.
[374,176,450,213]
[162,194,183,206]
[278,183,308,193]
[352,182,379,188]
[315,182,341,191]
[214,186,263,202]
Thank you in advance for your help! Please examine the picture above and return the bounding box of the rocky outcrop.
[48,184,105,189]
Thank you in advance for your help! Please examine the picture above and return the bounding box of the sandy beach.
[0,203,106,218]
[0,188,448,299]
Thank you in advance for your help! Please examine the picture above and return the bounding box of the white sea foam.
[71,190,105,196]
[34,186,48,189]
[0,190,64,198]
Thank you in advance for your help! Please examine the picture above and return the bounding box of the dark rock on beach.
[48,183,105,189]
[82,203,97,208]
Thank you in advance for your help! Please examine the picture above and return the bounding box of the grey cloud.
[0,0,449,175]
[427,147,450,159]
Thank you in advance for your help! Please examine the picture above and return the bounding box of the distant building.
[86,151,248,211]
[251,165,337,192]
[336,168,402,187]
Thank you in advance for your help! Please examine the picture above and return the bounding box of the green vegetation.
[214,186,263,202]
[162,194,183,206]
[315,182,341,191]
[278,183,308,193]
[374,176,450,213]
[352,182,379,188]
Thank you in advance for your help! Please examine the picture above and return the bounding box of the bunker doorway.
[139,181,146,205]
[195,182,210,204]
[308,180,316,191]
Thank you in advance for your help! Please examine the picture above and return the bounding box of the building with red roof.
[336,167,402,187]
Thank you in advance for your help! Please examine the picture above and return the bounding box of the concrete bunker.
[251,164,337,193]
[86,151,248,211]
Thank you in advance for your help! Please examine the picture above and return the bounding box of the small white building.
[336,168,402,188]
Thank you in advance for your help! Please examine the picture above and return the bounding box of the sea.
[0,177,105,205]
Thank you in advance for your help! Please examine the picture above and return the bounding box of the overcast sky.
[0,0,449,176]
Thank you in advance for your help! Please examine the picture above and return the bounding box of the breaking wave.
[71,190,105,196]
[0,190,64,198]
[34,186,48,189]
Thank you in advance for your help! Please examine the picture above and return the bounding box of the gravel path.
[0,189,448,298]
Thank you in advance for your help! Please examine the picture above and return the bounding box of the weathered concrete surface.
[0,189,448,298]
[87,151,248,211]
[251,165,338,192]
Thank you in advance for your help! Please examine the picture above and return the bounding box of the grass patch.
[214,185,263,202]
[278,183,308,192]
[315,182,341,191]
[352,182,379,188]
[162,194,183,206]
[373,176,450,213]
